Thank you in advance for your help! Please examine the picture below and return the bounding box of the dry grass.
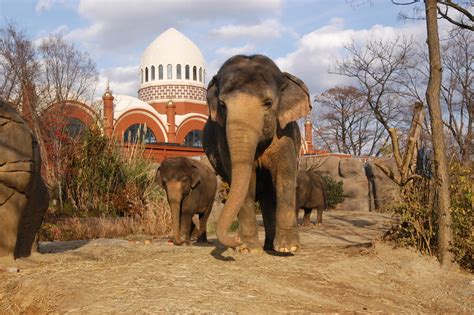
[40,200,172,241]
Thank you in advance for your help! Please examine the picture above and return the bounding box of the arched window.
[193,66,197,81]
[158,65,163,80]
[183,130,203,147]
[123,124,157,144]
[176,64,182,79]
[185,65,190,80]
[145,67,149,82]
[141,69,143,83]
[199,67,202,82]
[167,64,172,79]
[203,69,206,84]
[151,65,155,80]
[66,117,85,137]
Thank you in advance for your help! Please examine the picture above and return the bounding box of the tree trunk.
[424,0,456,269]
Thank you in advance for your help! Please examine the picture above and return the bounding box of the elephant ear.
[207,76,219,122]
[155,166,164,188]
[278,72,312,129]
[190,165,201,189]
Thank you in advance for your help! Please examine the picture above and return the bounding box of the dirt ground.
[1,210,473,313]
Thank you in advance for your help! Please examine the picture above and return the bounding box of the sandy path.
[0,211,472,313]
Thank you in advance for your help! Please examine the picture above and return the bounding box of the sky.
[0,0,437,100]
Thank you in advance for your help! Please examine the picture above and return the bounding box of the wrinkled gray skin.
[156,157,217,245]
[203,55,312,253]
[296,170,328,226]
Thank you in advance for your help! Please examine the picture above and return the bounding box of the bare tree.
[334,36,425,185]
[0,24,50,177]
[391,0,472,270]
[440,27,473,164]
[315,86,388,156]
[38,33,98,105]
[0,24,98,185]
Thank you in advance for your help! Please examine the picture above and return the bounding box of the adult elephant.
[296,170,328,226]
[203,55,311,253]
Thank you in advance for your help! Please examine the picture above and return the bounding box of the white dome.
[139,28,206,89]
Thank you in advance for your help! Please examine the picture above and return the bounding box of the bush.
[449,162,473,272]
[385,160,473,272]
[320,174,344,208]
[40,127,172,240]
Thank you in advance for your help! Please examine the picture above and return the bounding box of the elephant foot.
[301,221,311,227]
[237,235,261,253]
[173,239,191,246]
[195,233,208,244]
[237,243,263,254]
[274,227,300,253]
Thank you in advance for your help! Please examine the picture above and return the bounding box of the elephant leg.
[196,206,212,244]
[316,208,323,225]
[259,191,276,251]
[274,161,299,253]
[189,216,199,240]
[180,212,193,245]
[302,208,312,226]
[237,168,260,253]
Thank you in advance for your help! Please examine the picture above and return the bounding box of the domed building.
[108,28,208,151]
[46,28,209,161]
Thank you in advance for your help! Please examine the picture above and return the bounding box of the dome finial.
[103,79,113,99]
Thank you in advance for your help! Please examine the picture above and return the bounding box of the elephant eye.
[263,100,273,107]
[218,100,226,108]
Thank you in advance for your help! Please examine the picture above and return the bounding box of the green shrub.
[320,174,344,208]
[49,127,164,218]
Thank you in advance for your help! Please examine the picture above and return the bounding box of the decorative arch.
[167,64,173,79]
[175,116,206,144]
[158,65,163,80]
[145,67,149,82]
[43,100,98,128]
[176,64,182,79]
[192,66,197,81]
[42,100,98,140]
[151,65,155,80]
[114,109,168,143]
[185,65,190,80]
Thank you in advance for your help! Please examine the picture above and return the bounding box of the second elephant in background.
[296,170,328,226]
[156,157,217,245]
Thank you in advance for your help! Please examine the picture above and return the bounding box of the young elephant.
[156,157,217,245]
[296,170,328,226]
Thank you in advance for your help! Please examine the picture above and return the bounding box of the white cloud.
[66,0,283,52]
[216,44,255,57]
[210,19,288,40]
[35,0,67,12]
[275,18,427,96]
[97,65,139,97]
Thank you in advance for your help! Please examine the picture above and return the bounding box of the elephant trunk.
[216,96,263,248]
[169,200,182,245]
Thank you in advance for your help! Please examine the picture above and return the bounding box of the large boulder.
[365,158,400,210]
[338,158,370,212]
[0,100,48,258]
[305,155,341,180]
[302,155,370,212]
